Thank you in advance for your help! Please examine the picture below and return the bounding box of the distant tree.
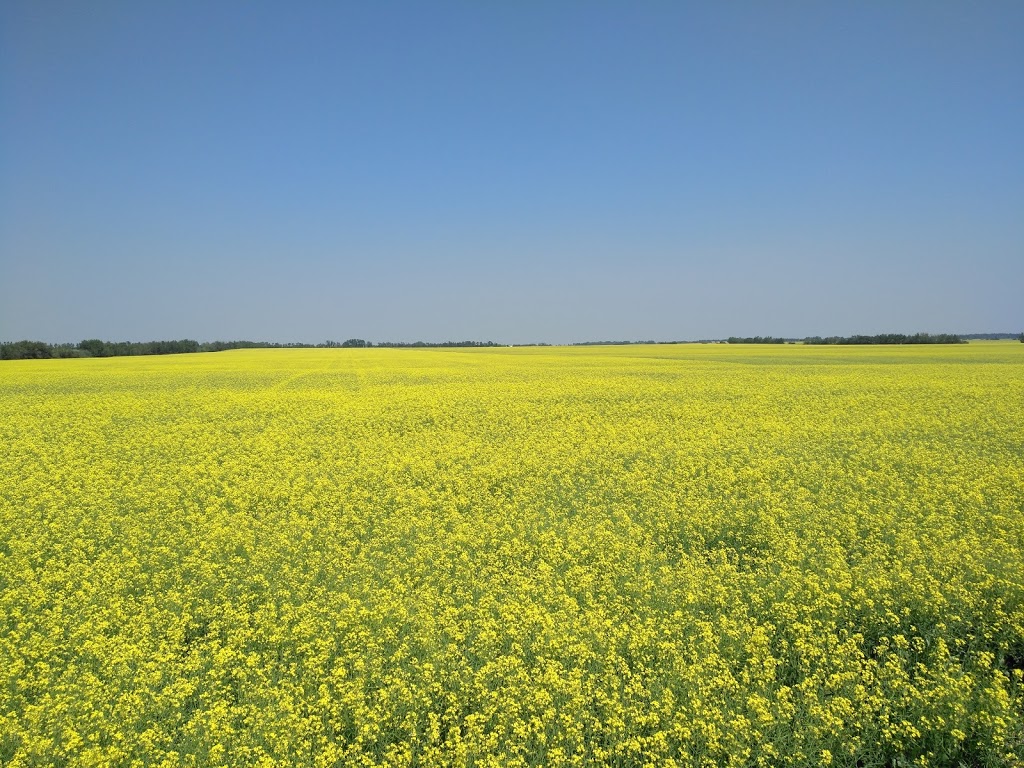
[1,341,53,359]
[803,333,965,345]
[78,339,106,357]
[52,344,84,358]
[341,339,370,348]
[727,336,787,344]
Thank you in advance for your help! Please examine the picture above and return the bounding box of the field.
[1,343,1022,767]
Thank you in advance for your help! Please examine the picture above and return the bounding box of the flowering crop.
[1,343,1022,767]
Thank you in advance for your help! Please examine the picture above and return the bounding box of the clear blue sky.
[2,2,1021,344]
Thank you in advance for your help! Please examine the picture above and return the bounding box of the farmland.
[1,343,1022,767]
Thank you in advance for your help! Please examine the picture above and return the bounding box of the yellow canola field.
[1,343,1022,768]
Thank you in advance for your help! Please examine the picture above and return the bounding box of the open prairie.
[1,343,1022,767]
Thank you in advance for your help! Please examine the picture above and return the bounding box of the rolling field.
[1,343,1022,767]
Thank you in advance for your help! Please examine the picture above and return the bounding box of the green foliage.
[0,341,53,360]
[2,333,987,361]
[803,333,966,345]
[727,336,788,344]
[1,339,514,360]
[78,338,107,356]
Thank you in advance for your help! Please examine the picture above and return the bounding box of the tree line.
[0,338,506,360]
[0,339,324,360]
[728,333,975,345]
[4,333,1020,360]
[726,336,788,344]
[960,333,1024,340]
[372,340,502,348]
[801,333,967,345]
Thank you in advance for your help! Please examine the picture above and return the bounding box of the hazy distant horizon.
[3,330,1021,349]
[3,3,1021,343]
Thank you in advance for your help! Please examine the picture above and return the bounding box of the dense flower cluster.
[1,343,1022,767]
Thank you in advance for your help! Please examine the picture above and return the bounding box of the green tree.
[78,339,106,357]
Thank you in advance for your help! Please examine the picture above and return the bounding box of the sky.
[2,2,1022,344]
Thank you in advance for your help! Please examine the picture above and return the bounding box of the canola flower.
[0,342,1022,767]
